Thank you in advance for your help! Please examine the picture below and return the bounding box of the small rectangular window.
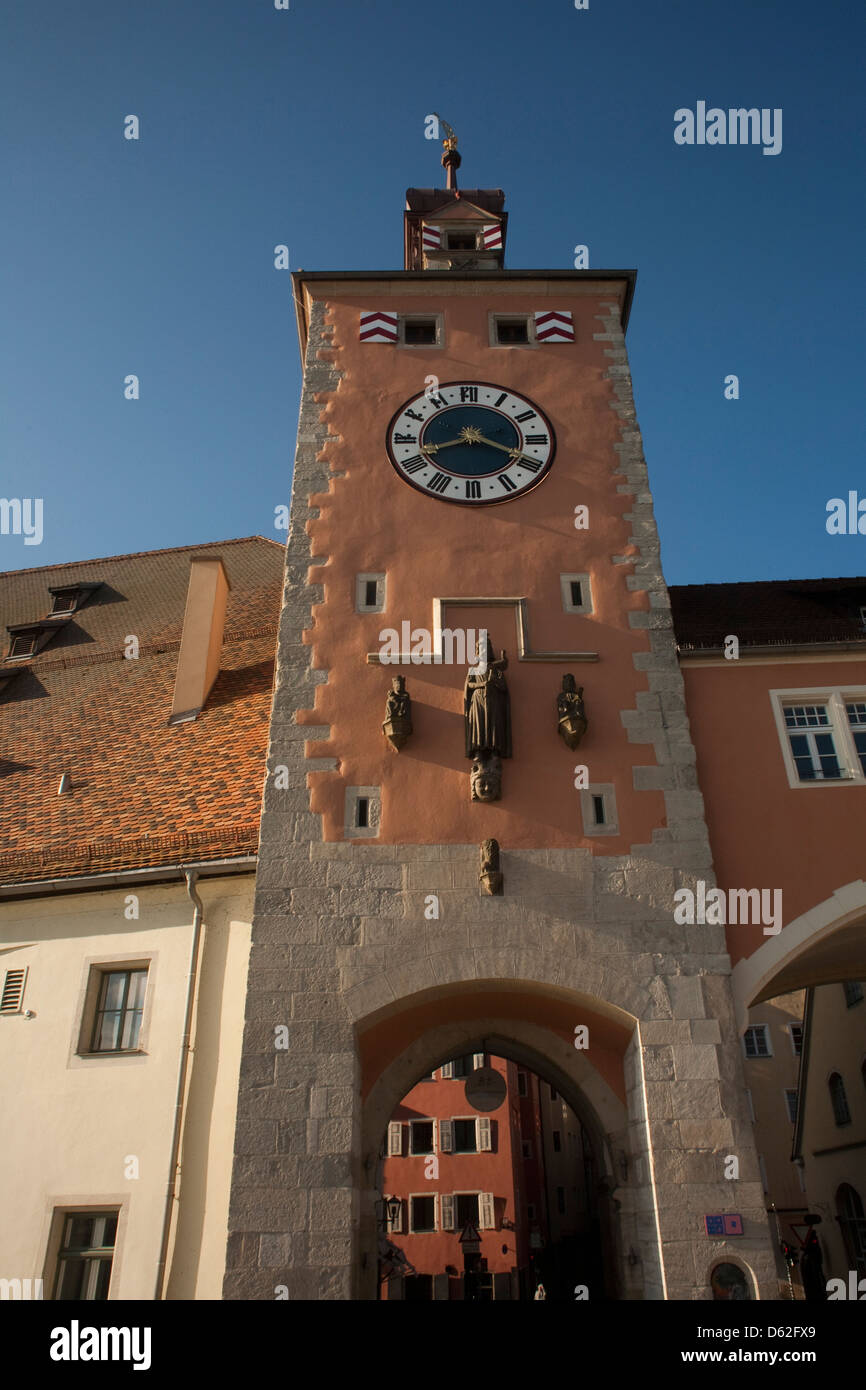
[496,318,529,345]
[410,1195,436,1233]
[743,1025,771,1059]
[9,632,39,658]
[789,1023,803,1056]
[592,795,605,826]
[91,969,147,1052]
[447,233,476,251]
[453,1119,477,1154]
[51,588,79,614]
[53,1211,118,1300]
[784,704,841,781]
[784,1089,798,1124]
[356,798,369,829]
[403,319,437,346]
[455,1193,479,1227]
[845,704,866,775]
[355,573,385,614]
[517,1071,527,1097]
[570,581,583,607]
[409,1120,434,1155]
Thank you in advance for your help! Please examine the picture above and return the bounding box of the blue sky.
[2,0,864,583]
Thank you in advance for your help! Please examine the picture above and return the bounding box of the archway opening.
[375,1050,610,1301]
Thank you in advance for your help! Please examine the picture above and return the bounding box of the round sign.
[464,1066,507,1112]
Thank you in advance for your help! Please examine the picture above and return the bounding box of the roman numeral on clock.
[460,386,478,402]
[524,433,548,445]
[498,474,517,492]
[402,455,426,474]
[515,410,536,423]
[465,480,481,499]
[393,432,417,444]
[427,393,447,409]
[493,392,507,407]
[520,458,542,473]
[427,472,452,494]
[404,409,425,422]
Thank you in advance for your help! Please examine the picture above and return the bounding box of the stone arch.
[352,980,662,1301]
[731,880,866,1027]
[702,1254,761,1301]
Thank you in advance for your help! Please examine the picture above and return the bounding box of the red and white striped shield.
[422,224,442,252]
[482,223,503,250]
[360,311,399,343]
[534,310,574,343]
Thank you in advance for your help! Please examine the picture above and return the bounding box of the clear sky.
[2,0,864,584]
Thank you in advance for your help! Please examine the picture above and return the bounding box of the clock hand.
[419,437,465,455]
[473,433,538,463]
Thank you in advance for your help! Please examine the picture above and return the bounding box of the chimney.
[169,557,230,724]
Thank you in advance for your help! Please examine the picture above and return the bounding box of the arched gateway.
[223,142,776,1299]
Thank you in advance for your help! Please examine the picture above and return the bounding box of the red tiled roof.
[670,577,866,651]
[0,538,283,884]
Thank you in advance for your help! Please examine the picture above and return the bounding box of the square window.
[90,969,147,1053]
[453,1119,477,1154]
[743,1025,771,1059]
[53,1210,118,1300]
[495,318,529,345]
[455,1193,479,1227]
[402,318,438,347]
[410,1196,436,1233]
[410,1120,434,1155]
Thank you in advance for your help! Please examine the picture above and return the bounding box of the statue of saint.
[464,636,511,759]
[382,674,413,751]
[557,674,588,750]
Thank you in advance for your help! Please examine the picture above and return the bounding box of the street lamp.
[376,1195,402,1230]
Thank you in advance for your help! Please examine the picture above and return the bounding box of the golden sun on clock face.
[385,381,556,506]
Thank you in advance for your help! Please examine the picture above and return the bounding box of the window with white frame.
[440,1117,492,1155]
[743,1025,771,1059]
[771,688,866,787]
[52,1211,119,1300]
[410,1195,436,1233]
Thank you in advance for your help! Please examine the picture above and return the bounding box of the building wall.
[798,983,866,1280]
[0,874,252,1299]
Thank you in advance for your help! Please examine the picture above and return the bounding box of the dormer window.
[50,588,79,614]
[47,581,100,616]
[8,628,41,659]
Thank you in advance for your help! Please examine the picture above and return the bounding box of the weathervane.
[432,112,461,190]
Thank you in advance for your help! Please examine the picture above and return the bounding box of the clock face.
[385,381,555,506]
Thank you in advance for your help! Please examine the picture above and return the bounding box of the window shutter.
[388,1121,403,1156]
[387,1199,403,1234]
[360,311,398,343]
[440,1194,455,1230]
[440,1062,453,1079]
[534,310,575,342]
[479,1192,495,1230]
[472,1052,485,1069]
[439,1120,453,1153]
[0,967,27,1013]
[477,1117,492,1152]
[422,224,441,252]
[481,223,502,250]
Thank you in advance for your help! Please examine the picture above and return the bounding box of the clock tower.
[224,139,776,1300]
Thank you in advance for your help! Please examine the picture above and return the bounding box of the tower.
[224,136,776,1300]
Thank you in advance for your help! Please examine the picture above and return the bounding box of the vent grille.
[1,967,27,1013]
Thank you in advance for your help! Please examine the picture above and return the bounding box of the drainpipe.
[153,868,205,1300]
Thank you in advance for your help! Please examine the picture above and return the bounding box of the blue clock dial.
[385,382,555,506]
